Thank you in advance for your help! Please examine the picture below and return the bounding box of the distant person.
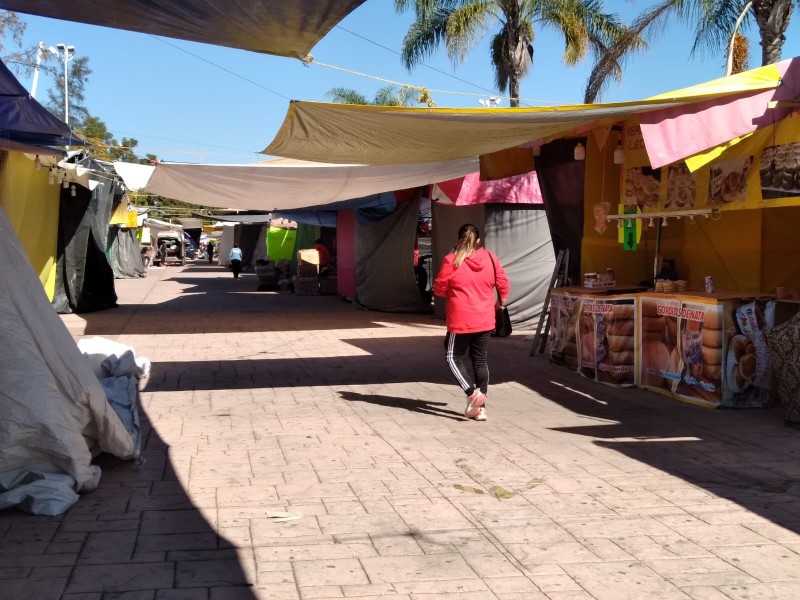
[433,224,509,422]
[314,238,330,275]
[158,240,168,266]
[207,241,215,263]
[228,244,243,279]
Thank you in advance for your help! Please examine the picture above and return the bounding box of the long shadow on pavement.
[339,390,466,421]
[515,358,800,538]
[0,410,257,599]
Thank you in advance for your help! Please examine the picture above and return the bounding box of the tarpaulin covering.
[117,158,478,212]
[0,152,60,299]
[264,63,788,166]
[52,177,118,314]
[1,0,366,59]
[430,203,551,329]
[483,206,554,329]
[536,139,586,283]
[266,226,297,263]
[0,208,135,515]
[237,223,266,268]
[107,227,146,279]
[640,59,800,170]
[432,171,543,206]
[0,58,78,151]
[355,197,429,313]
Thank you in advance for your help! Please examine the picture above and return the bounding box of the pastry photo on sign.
[624,166,661,210]
[709,156,753,205]
[665,164,696,209]
[760,142,800,199]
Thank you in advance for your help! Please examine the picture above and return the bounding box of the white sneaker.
[475,407,487,421]
[464,389,486,418]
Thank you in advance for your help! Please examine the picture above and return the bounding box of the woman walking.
[434,224,510,421]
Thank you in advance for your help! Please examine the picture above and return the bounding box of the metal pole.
[63,50,69,125]
[31,41,44,98]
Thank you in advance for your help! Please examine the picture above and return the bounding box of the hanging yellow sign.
[126,209,138,228]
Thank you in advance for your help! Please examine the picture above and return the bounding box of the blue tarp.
[274,192,397,227]
[0,58,83,152]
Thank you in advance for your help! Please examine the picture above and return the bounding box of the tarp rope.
[299,55,561,107]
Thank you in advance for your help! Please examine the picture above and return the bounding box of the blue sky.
[15,1,800,164]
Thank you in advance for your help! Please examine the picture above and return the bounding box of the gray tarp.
[355,197,429,313]
[108,227,146,279]
[483,206,555,330]
[431,203,553,330]
[0,208,135,515]
[1,1,366,58]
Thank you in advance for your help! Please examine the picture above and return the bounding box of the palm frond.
[326,87,370,105]
[491,31,511,93]
[583,0,680,103]
[692,0,747,58]
[445,1,496,64]
[399,4,454,69]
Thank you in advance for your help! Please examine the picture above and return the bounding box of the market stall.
[543,64,800,409]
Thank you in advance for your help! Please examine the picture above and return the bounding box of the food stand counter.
[547,289,777,408]
[547,287,642,388]
[639,291,775,408]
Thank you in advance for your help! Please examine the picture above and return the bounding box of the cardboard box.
[319,276,337,295]
[297,249,320,277]
[298,249,321,265]
[294,276,319,295]
[297,263,319,277]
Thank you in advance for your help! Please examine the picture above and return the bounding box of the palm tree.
[326,85,417,106]
[585,0,795,103]
[394,0,627,107]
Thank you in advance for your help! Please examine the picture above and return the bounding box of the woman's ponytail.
[453,223,480,267]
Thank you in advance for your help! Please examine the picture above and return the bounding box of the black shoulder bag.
[489,252,512,338]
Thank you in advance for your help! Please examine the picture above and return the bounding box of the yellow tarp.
[0,153,60,300]
[264,61,783,166]
[619,112,800,216]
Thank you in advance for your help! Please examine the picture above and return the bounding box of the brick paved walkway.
[4,262,800,599]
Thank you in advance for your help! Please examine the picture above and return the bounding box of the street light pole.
[31,41,45,98]
[49,43,75,124]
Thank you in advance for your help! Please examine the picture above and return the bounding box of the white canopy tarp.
[1,0,366,58]
[115,157,478,212]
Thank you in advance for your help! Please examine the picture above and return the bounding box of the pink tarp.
[432,171,543,206]
[640,58,800,169]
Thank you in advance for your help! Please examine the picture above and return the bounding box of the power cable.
[149,35,291,101]
[334,25,500,97]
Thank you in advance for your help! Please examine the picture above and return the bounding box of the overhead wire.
[149,35,290,101]
[127,25,563,159]
[332,25,561,106]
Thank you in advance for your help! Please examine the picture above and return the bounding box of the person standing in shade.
[314,238,330,276]
[228,244,243,279]
[207,240,215,263]
[433,224,509,421]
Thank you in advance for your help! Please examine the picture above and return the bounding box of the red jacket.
[434,248,510,333]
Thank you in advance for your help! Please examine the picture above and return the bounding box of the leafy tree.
[327,84,417,106]
[585,0,794,103]
[45,55,91,124]
[0,10,37,78]
[394,0,627,107]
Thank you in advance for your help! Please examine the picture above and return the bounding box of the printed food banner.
[546,292,579,372]
[721,299,775,407]
[547,292,637,387]
[639,295,723,407]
